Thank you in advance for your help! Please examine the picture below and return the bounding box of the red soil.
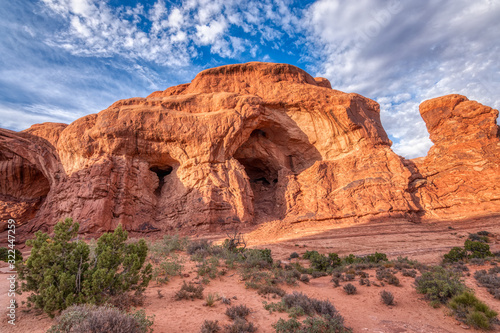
[1,215,500,332]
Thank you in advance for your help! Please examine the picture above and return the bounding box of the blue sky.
[1,0,499,158]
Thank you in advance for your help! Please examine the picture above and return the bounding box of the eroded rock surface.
[1,63,499,235]
[411,94,500,219]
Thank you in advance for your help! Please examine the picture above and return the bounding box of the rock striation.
[1,63,499,235]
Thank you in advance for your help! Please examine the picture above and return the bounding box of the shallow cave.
[0,159,50,200]
[236,156,281,220]
[233,125,322,222]
[150,165,173,196]
[0,159,51,222]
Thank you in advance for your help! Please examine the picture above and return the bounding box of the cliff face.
[1,63,499,234]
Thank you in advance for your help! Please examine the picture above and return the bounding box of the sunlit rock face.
[1,63,499,235]
[411,94,500,219]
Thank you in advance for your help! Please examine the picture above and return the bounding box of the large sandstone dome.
[1,62,499,234]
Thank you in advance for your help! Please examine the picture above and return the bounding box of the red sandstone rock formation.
[0,63,498,235]
[411,94,500,219]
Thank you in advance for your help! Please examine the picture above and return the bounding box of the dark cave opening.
[150,165,173,196]
[235,157,281,220]
[250,129,267,138]
[233,123,322,222]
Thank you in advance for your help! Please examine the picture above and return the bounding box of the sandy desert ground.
[1,214,500,333]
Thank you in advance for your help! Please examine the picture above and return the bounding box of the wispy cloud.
[303,0,500,157]
[0,0,498,160]
[39,0,305,65]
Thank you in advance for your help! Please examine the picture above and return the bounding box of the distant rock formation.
[1,63,499,235]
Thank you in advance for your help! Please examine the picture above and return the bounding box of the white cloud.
[304,0,500,158]
[0,104,78,131]
[195,18,227,45]
[3,0,498,161]
[38,0,310,67]
[167,8,184,29]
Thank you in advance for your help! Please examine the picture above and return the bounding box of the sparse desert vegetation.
[2,218,500,332]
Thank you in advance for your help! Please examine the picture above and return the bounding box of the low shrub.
[283,268,301,285]
[290,252,299,259]
[149,234,189,257]
[402,269,417,278]
[343,283,357,295]
[47,304,154,333]
[357,271,369,278]
[376,268,400,286]
[0,247,22,262]
[443,247,468,263]
[153,254,184,284]
[468,233,489,243]
[443,240,493,263]
[225,304,251,320]
[366,252,388,263]
[300,274,310,283]
[197,256,220,281]
[267,292,340,319]
[465,240,493,259]
[107,292,145,311]
[448,291,498,330]
[273,315,351,333]
[18,219,152,316]
[328,253,342,267]
[414,266,465,304]
[240,248,273,269]
[380,290,394,305]
[175,281,204,300]
[359,278,370,286]
[387,274,400,286]
[474,268,500,299]
[469,258,486,266]
[393,256,420,270]
[200,320,220,333]
[188,239,213,256]
[311,271,328,279]
[257,285,286,297]
[303,251,342,272]
[342,254,357,265]
[224,318,257,333]
[221,296,231,305]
